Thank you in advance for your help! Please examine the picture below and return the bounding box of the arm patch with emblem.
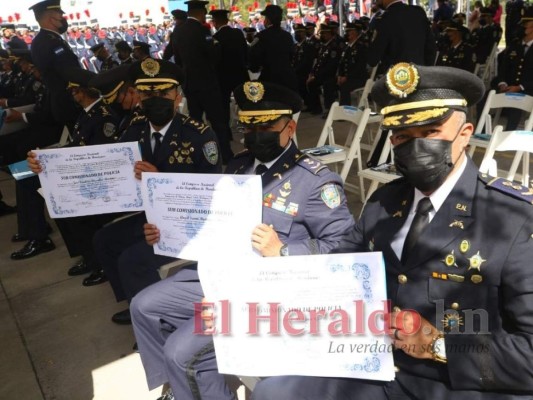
[203,141,219,165]
[321,183,341,209]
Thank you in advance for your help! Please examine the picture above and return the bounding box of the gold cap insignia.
[141,58,160,78]
[244,81,265,103]
[386,63,420,98]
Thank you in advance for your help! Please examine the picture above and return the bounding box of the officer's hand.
[251,224,284,257]
[143,223,160,245]
[388,310,436,360]
[497,83,508,92]
[337,76,347,86]
[27,150,42,174]
[5,109,22,122]
[505,85,522,93]
[134,161,158,180]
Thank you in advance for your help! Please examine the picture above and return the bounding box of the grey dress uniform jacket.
[336,158,533,398]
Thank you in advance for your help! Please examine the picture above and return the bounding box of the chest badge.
[459,240,470,253]
[467,251,486,272]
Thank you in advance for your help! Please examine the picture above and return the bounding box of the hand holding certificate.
[198,252,396,381]
[34,142,143,218]
[141,172,262,261]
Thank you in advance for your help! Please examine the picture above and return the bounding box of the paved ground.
[0,110,369,400]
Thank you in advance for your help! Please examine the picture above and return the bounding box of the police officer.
[491,8,533,130]
[90,42,119,71]
[14,68,120,264]
[0,50,40,109]
[162,9,188,62]
[436,21,476,72]
[130,81,355,400]
[307,23,341,117]
[248,5,298,91]
[253,63,533,400]
[132,40,151,61]
[92,58,222,324]
[114,40,133,64]
[470,7,502,65]
[29,0,81,130]
[337,21,369,106]
[292,23,316,109]
[171,0,234,164]
[210,9,248,131]
[368,0,436,73]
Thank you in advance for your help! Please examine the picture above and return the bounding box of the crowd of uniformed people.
[1,0,533,399]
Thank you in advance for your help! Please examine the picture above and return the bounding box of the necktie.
[152,132,162,157]
[255,164,268,175]
[401,197,433,263]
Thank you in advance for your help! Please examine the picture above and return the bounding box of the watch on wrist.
[430,333,447,364]
[279,244,289,256]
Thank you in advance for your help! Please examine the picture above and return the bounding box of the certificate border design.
[49,193,76,215]
[146,176,172,207]
[107,147,144,209]
[344,354,382,373]
[37,153,60,178]
[329,263,373,301]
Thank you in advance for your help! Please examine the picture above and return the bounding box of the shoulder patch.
[480,173,533,204]
[296,153,328,174]
[321,183,341,209]
[103,122,117,137]
[202,140,219,165]
[53,47,65,55]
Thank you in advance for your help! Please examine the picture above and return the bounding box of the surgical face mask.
[393,125,463,193]
[243,121,290,163]
[141,96,175,126]
[54,16,69,34]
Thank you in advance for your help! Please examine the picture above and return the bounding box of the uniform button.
[392,306,401,312]
[398,274,407,284]
[451,302,459,310]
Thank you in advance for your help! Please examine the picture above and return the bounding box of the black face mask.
[479,18,487,26]
[56,17,69,34]
[244,128,286,163]
[393,127,462,193]
[141,96,175,126]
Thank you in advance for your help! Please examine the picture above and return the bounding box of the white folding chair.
[310,102,372,201]
[45,125,71,149]
[479,125,533,186]
[468,90,533,158]
[358,130,401,206]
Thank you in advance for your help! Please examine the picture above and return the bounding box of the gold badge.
[140,58,160,77]
[386,63,420,98]
[448,274,465,283]
[456,203,467,212]
[442,313,463,331]
[401,200,407,206]
[449,220,464,229]
[471,274,483,284]
[283,181,292,191]
[392,210,403,218]
[169,156,175,164]
[459,240,470,253]
[243,81,265,103]
[182,142,191,148]
[468,251,486,272]
[442,250,458,268]
[273,173,282,180]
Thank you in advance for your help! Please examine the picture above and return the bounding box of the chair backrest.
[479,125,533,185]
[356,78,375,110]
[475,91,533,134]
[316,102,371,148]
[291,111,301,146]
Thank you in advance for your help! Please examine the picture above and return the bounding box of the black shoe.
[82,269,108,286]
[10,238,55,260]
[112,309,131,325]
[0,200,16,216]
[68,260,91,276]
[11,233,28,243]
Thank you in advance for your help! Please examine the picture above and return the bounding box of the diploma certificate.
[142,172,262,261]
[35,142,143,218]
[198,252,395,381]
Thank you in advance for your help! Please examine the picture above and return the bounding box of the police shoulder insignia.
[481,174,533,204]
[243,81,265,103]
[203,141,219,165]
[32,81,42,91]
[182,116,209,133]
[297,154,327,174]
[103,122,117,137]
[386,62,420,98]
[321,183,341,209]
[141,58,160,77]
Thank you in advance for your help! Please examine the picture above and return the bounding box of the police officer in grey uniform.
[253,64,533,399]
[130,81,355,400]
